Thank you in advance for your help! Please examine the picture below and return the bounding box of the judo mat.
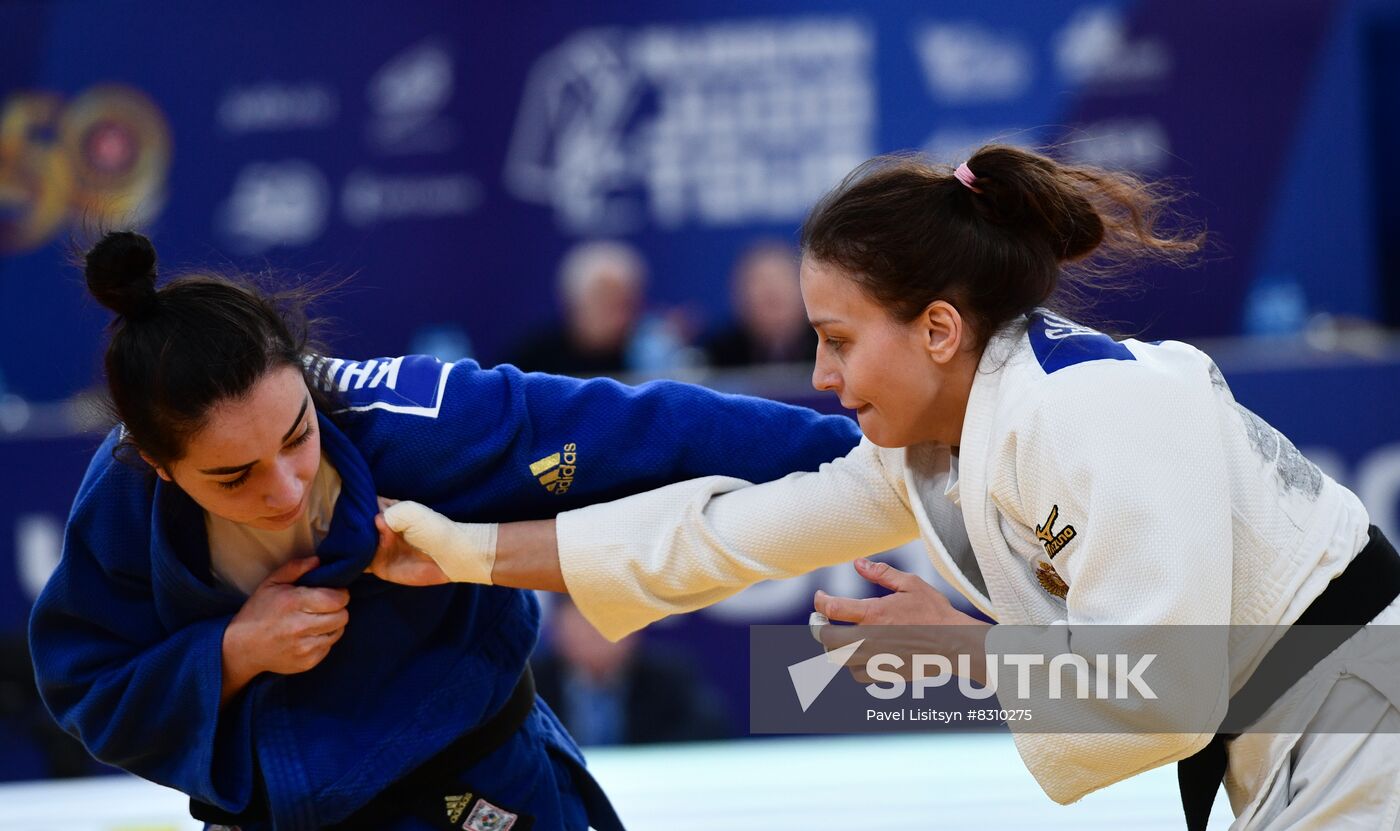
[0,732,1232,829]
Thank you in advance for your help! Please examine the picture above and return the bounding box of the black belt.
[192,665,537,829]
[1177,525,1400,830]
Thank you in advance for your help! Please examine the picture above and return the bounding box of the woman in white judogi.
[371,146,1400,830]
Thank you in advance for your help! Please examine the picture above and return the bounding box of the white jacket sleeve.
[557,438,920,641]
[988,360,1234,803]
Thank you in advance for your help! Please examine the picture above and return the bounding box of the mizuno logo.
[530,443,577,494]
[1035,504,1077,559]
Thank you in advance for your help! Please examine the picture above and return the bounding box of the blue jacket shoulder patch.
[309,355,452,417]
[1027,311,1135,374]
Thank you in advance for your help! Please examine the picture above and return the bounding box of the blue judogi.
[29,356,860,830]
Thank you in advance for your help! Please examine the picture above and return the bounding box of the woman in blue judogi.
[28,231,860,831]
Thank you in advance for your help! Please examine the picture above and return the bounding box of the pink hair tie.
[954,162,982,194]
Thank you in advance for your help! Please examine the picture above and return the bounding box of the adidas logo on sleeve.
[529,444,577,494]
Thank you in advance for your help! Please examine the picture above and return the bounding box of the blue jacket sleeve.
[328,356,861,521]
[28,454,257,811]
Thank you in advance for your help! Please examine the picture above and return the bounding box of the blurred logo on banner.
[16,513,62,603]
[366,39,459,155]
[342,169,482,227]
[217,81,339,135]
[505,18,874,234]
[914,23,1032,103]
[0,84,171,255]
[1055,6,1171,88]
[216,160,329,253]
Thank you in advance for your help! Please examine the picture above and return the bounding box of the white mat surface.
[0,733,1233,830]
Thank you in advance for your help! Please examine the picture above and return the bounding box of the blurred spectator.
[703,241,816,368]
[511,240,689,375]
[531,598,732,746]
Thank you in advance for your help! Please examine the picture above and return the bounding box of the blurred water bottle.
[1243,275,1307,336]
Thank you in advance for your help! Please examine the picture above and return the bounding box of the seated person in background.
[532,598,732,746]
[703,240,817,368]
[509,240,644,376]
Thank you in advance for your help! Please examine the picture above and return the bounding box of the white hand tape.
[382,501,498,585]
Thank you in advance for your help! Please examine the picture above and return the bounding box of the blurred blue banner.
[0,0,1394,400]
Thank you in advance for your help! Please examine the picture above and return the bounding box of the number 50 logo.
[0,84,171,254]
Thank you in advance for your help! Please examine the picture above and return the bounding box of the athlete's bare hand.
[222,556,350,699]
[813,559,990,684]
[814,558,963,626]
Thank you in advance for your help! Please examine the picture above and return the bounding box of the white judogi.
[552,312,1395,827]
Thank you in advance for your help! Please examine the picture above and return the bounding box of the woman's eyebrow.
[198,396,310,475]
[280,396,311,442]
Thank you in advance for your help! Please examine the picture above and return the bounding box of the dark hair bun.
[1043,200,1106,262]
[86,231,159,318]
[967,147,1105,263]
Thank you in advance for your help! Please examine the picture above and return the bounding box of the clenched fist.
[220,556,350,704]
[370,501,497,586]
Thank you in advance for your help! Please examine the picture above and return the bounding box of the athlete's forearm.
[490,519,566,593]
[377,503,566,592]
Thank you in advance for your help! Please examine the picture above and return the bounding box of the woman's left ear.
[922,301,963,364]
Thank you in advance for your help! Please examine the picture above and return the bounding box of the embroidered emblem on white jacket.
[1034,504,1076,598]
[1035,555,1070,599]
[1035,504,1077,558]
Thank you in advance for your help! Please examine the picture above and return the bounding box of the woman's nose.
[812,352,839,393]
[265,460,304,510]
